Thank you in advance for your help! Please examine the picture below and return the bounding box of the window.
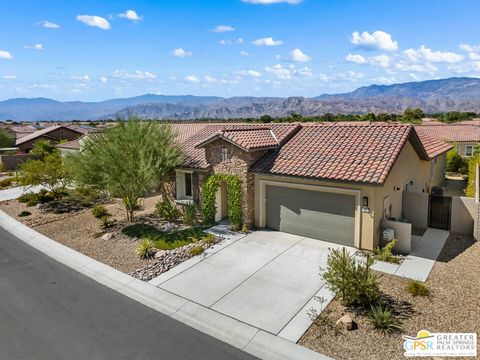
[465,145,473,157]
[404,181,413,192]
[185,172,192,197]
[175,171,193,200]
[221,147,228,162]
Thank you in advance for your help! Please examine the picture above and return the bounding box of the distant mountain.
[1,77,480,121]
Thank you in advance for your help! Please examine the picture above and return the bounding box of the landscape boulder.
[335,314,355,331]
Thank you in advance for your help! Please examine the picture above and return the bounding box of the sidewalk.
[0,190,331,360]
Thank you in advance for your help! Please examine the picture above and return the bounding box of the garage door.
[266,185,355,246]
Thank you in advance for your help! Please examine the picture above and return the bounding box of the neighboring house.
[415,124,480,157]
[9,125,37,140]
[15,125,87,153]
[168,122,451,251]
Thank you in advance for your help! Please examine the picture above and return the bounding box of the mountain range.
[1,77,479,121]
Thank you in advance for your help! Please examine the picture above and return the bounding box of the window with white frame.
[221,147,228,162]
[465,145,474,157]
[175,170,193,200]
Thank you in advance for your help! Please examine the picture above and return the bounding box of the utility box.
[383,228,395,242]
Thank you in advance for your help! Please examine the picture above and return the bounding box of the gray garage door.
[266,185,355,246]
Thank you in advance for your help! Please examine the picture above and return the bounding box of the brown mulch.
[0,193,165,273]
[299,234,480,360]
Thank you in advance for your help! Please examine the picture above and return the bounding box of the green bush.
[17,190,54,207]
[183,202,197,226]
[18,211,31,217]
[155,198,179,222]
[98,215,114,229]
[368,305,400,335]
[0,177,14,188]
[91,204,109,219]
[373,239,401,264]
[189,245,204,256]
[322,247,379,308]
[136,238,156,259]
[204,233,217,245]
[446,149,468,174]
[406,280,430,297]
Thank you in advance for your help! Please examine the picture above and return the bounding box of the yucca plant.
[368,304,400,335]
[406,280,430,297]
[189,245,204,256]
[136,238,157,259]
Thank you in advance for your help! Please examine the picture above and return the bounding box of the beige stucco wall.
[454,142,478,157]
[254,140,439,250]
[451,196,475,235]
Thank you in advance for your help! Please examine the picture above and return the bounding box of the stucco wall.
[451,196,475,235]
[454,142,477,157]
[18,128,81,153]
[380,218,412,254]
[0,154,38,170]
[402,191,429,229]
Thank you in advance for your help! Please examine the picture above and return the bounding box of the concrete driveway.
[155,230,345,341]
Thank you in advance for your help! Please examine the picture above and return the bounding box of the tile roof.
[56,139,80,150]
[415,124,480,142]
[251,123,424,185]
[15,125,87,146]
[415,131,453,159]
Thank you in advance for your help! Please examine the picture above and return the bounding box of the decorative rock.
[336,314,354,331]
[101,232,115,241]
[154,250,166,259]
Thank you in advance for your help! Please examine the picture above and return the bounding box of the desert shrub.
[446,149,468,174]
[406,280,430,297]
[373,239,401,264]
[182,202,197,226]
[18,211,31,217]
[203,233,217,245]
[241,224,250,233]
[17,190,54,207]
[0,178,14,188]
[322,247,379,308]
[189,245,204,256]
[136,238,156,259]
[155,198,179,222]
[91,204,109,219]
[368,305,400,335]
[98,215,114,229]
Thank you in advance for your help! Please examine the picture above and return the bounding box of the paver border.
[0,208,332,360]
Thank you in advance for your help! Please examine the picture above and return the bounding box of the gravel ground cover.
[299,234,480,360]
[0,193,218,276]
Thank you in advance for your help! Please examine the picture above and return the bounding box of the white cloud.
[71,74,90,81]
[0,51,13,60]
[459,44,480,61]
[296,66,313,77]
[41,20,60,29]
[204,75,217,83]
[118,10,142,21]
[3,75,16,80]
[76,15,111,30]
[265,64,291,79]
[172,48,192,57]
[240,51,253,57]
[469,53,480,61]
[252,37,283,46]
[345,53,366,64]
[24,43,44,50]
[185,75,200,83]
[242,0,302,4]
[289,48,311,62]
[100,76,108,84]
[403,45,464,63]
[448,61,480,74]
[235,70,262,78]
[213,25,235,33]
[346,53,390,68]
[350,30,398,51]
[219,38,244,46]
[112,70,156,79]
[236,38,244,44]
[395,62,438,74]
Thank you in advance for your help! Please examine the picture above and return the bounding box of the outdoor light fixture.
[362,196,368,207]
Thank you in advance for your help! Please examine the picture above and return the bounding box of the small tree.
[69,117,182,222]
[31,140,56,156]
[0,129,14,148]
[19,150,70,199]
[401,108,424,124]
[446,148,468,174]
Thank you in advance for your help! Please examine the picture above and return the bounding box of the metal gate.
[428,195,452,230]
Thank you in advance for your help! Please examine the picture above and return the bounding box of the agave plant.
[136,238,157,259]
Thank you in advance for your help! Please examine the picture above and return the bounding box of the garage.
[265,185,356,246]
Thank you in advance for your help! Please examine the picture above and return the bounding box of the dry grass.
[299,234,480,360]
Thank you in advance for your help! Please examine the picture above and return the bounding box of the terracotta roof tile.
[15,125,87,146]
[415,124,480,142]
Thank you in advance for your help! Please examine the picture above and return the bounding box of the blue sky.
[1,0,480,101]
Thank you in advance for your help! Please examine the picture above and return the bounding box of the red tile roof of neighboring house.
[251,123,430,185]
[415,125,480,142]
[56,139,80,150]
[15,125,87,146]
[415,131,453,158]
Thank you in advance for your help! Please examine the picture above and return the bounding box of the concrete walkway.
[0,185,44,202]
[0,206,331,360]
[371,228,450,282]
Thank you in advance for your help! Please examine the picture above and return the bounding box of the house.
[15,125,87,153]
[415,124,480,157]
[169,122,452,251]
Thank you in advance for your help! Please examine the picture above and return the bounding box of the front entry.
[265,185,355,246]
[428,195,452,230]
[214,182,228,222]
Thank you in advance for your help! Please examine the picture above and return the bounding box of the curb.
[0,210,332,360]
